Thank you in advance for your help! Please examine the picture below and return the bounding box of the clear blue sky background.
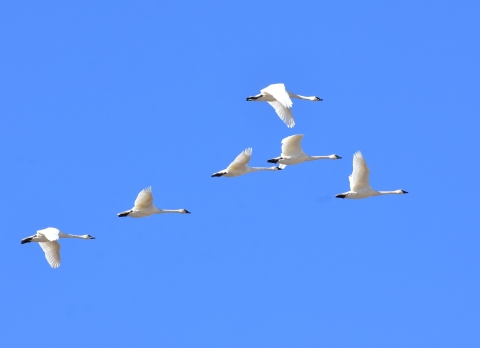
[1,1,479,347]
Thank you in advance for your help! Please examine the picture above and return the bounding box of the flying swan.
[267,134,341,168]
[21,227,95,269]
[118,186,191,217]
[335,151,408,199]
[246,83,322,128]
[212,147,282,177]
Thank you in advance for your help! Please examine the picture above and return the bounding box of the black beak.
[185,210,191,214]
[90,236,96,239]
[401,190,408,194]
[335,194,347,199]
[335,155,342,159]
[316,97,323,101]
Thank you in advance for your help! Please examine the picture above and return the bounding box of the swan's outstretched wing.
[349,151,370,191]
[38,227,60,242]
[262,84,293,109]
[134,187,154,208]
[227,148,252,171]
[39,241,61,268]
[268,101,295,128]
[281,134,304,156]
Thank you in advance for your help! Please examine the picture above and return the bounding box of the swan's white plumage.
[134,186,154,209]
[267,101,294,128]
[281,134,305,156]
[262,84,293,109]
[247,83,321,128]
[227,148,252,171]
[21,227,95,268]
[40,227,61,242]
[118,187,190,217]
[349,151,370,191]
[336,151,408,199]
[39,241,61,268]
[212,148,281,177]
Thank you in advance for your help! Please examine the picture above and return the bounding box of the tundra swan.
[267,134,341,168]
[212,148,282,177]
[118,186,191,217]
[246,83,322,128]
[21,227,95,269]
[335,151,408,199]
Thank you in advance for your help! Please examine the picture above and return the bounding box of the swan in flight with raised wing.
[118,186,191,217]
[212,147,282,177]
[267,134,341,168]
[246,83,322,128]
[21,227,95,269]
[335,151,408,199]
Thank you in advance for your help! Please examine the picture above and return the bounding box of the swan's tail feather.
[117,210,132,217]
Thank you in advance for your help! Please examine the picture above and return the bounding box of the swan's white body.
[267,134,341,167]
[212,148,282,177]
[118,186,190,218]
[335,151,408,199]
[21,227,95,268]
[246,83,322,128]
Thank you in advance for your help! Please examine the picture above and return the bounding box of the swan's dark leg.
[118,210,132,217]
[211,172,225,177]
[246,94,262,101]
[21,236,34,244]
[267,158,279,163]
[335,194,347,199]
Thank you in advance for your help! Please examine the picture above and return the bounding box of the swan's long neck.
[376,190,401,195]
[308,155,331,161]
[287,92,317,101]
[247,166,278,173]
[155,208,184,214]
[59,232,86,239]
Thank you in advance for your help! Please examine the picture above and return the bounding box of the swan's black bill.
[315,97,323,101]
[211,173,224,177]
[401,190,408,194]
[335,155,342,159]
[267,158,279,164]
[335,194,347,199]
[118,211,131,217]
[88,235,96,239]
[21,237,33,244]
[277,166,284,170]
[184,210,191,214]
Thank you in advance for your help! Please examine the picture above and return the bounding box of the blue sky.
[1,1,479,347]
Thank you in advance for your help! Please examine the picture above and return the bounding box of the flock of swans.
[21,83,407,268]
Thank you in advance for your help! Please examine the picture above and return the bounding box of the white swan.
[246,83,322,128]
[267,134,341,168]
[335,151,408,199]
[212,147,282,177]
[118,186,191,218]
[21,227,95,269]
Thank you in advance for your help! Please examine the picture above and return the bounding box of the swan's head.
[313,96,323,101]
[397,190,408,194]
[83,234,96,239]
[182,209,191,214]
[329,154,342,159]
